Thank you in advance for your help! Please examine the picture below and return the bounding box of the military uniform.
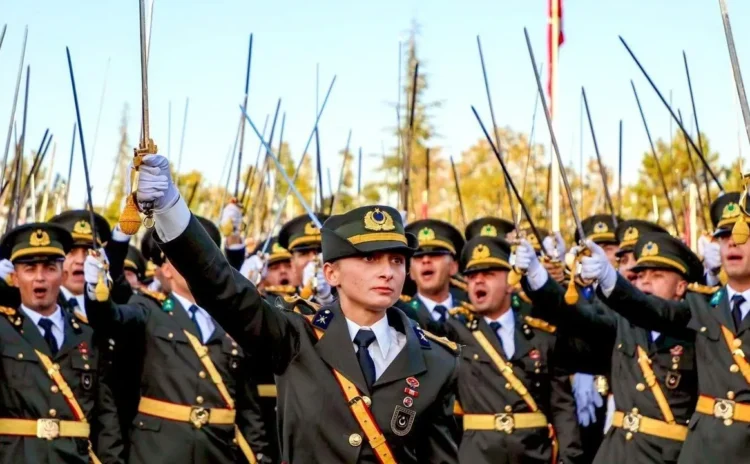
[0,223,123,463]
[124,245,148,286]
[278,213,329,303]
[154,203,460,463]
[87,218,271,464]
[526,232,702,463]
[445,235,582,464]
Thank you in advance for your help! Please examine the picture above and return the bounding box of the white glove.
[580,240,617,293]
[0,259,14,280]
[240,254,267,283]
[572,373,604,427]
[111,223,132,243]
[84,249,109,285]
[314,266,333,303]
[136,154,179,211]
[147,279,162,292]
[515,239,548,291]
[220,203,243,236]
[302,259,317,288]
[699,236,721,273]
[543,231,566,259]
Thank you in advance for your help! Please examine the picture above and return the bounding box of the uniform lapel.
[710,290,736,334]
[169,294,203,341]
[55,315,84,360]
[476,317,509,360]
[412,297,434,328]
[449,286,469,305]
[314,302,370,394]
[373,308,427,387]
[511,312,532,361]
[20,309,53,357]
[206,318,226,345]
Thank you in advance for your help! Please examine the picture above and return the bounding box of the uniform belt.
[0,418,90,439]
[138,397,236,428]
[696,395,750,423]
[257,384,277,398]
[611,410,687,441]
[463,412,548,432]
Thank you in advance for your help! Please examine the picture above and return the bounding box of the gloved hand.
[542,231,566,259]
[699,235,721,273]
[515,239,548,291]
[303,257,332,302]
[314,265,333,303]
[240,254,267,283]
[572,373,604,427]
[84,249,110,286]
[0,259,14,281]
[136,154,179,211]
[220,202,243,238]
[580,240,617,292]
[110,223,132,243]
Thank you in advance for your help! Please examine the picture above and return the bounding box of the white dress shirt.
[346,315,406,380]
[484,310,516,359]
[60,286,86,318]
[417,293,453,322]
[21,305,65,348]
[727,285,750,321]
[172,292,215,344]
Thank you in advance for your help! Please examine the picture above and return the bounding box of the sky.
[1,0,750,211]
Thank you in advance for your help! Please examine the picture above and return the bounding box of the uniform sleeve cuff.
[527,265,549,291]
[705,270,719,287]
[154,196,191,242]
[111,225,131,243]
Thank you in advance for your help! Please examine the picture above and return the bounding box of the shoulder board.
[138,287,167,303]
[73,310,89,324]
[399,294,412,303]
[266,285,297,295]
[687,282,721,295]
[459,300,473,309]
[284,294,321,315]
[448,304,475,321]
[422,329,460,354]
[0,306,16,317]
[450,277,467,292]
[524,316,556,334]
[516,290,532,304]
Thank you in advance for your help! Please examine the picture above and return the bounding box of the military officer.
[123,245,148,291]
[140,232,170,294]
[84,217,271,464]
[574,192,750,463]
[445,235,583,463]
[251,237,296,299]
[0,223,123,463]
[138,152,460,463]
[615,220,668,283]
[518,230,702,463]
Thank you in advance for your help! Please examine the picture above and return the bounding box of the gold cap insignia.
[145,260,156,277]
[73,220,92,236]
[304,221,321,236]
[641,241,659,257]
[594,222,609,234]
[271,242,286,253]
[30,229,51,247]
[623,227,639,242]
[471,244,491,261]
[364,208,396,231]
[723,202,741,220]
[418,227,435,244]
[480,224,497,237]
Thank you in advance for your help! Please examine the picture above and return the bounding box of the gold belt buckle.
[37,419,61,440]
[189,407,211,429]
[623,412,641,434]
[494,413,515,434]
[714,399,735,420]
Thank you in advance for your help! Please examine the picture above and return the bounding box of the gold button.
[534,368,541,374]
[84,364,90,370]
[231,341,238,347]
[636,383,645,392]
[700,327,707,333]
[50,385,59,393]
[196,396,204,404]
[671,364,679,370]
[728,391,736,400]
[231,349,239,356]
[731,364,740,373]
[362,396,372,407]
[473,354,479,360]
[199,371,206,379]
[734,339,743,348]
[231,362,237,369]
[53,363,60,371]
[233,438,238,445]
[672,356,680,363]
[505,383,512,390]
[82,355,89,361]
[725,419,733,426]
[504,405,512,412]
[138,421,144,427]
[17,353,23,359]
[625,432,633,440]
[49,409,57,417]
[617,343,622,349]
[631,408,639,414]
[168,333,174,339]
[348,433,363,447]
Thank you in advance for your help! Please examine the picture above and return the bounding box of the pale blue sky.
[2,0,749,209]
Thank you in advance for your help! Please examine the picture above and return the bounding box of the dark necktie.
[489,321,507,358]
[188,305,204,342]
[434,305,448,323]
[354,329,377,390]
[38,318,58,356]
[732,294,746,332]
[67,297,79,309]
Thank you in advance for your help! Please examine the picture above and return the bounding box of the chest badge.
[529,349,541,360]
[391,405,416,436]
[665,371,681,390]
[81,373,93,390]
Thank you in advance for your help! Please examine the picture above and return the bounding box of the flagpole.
[548,0,561,233]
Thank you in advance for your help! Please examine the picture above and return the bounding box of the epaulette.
[422,329,460,354]
[73,310,89,325]
[399,294,412,303]
[450,277,467,292]
[448,304,475,321]
[687,282,720,295]
[0,306,16,316]
[265,285,297,296]
[459,300,473,309]
[138,287,167,303]
[284,295,321,315]
[524,316,556,333]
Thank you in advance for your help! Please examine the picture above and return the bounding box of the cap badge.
[480,224,497,237]
[364,208,395,232]
[642,241,659,257]
[623,226,639,242]
[723,202,741,220]
[304,221,321,236]
[471,244,491,261]
[271,242,286,253]
[73,220,92,235]
[418,227,435,244]
[30,229,51,247]
[594,222,609,234]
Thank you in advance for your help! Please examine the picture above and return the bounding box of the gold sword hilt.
[118,138,158,234]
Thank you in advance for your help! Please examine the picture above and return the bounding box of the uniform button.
[728,391,736,400]
[731,364,740,373]
[504,405,512,412]
[231,362,237,369]
[617,344,622,349]
[138,421,144,428]
[348,433,363,447]
[535,382,540,387]
[196,396,204,404]
[168,333,174,339]
[233,438,238,445]
[671,364,679,370]
[725,419,733,426]
[505,383,512,390]
[199,371,206,379]
[109,346,114,351]
[700,327,707,333]
[82,355,89,361]
[50,385,59,393]
[108,339,115,346]
[672,356,680,363]
[17,353,23,360]
[231,341,238,348]
[49,409,57,417]
[362,396,372,407]
[636,383,645,392]
[473,354,479,360]
[734,339,743,348]
[53,363,60,371]
[631,408,639,414]
[84,364,90,370]
[231,349,239,356]
[625,432,633,441]
[534,369,541,374]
